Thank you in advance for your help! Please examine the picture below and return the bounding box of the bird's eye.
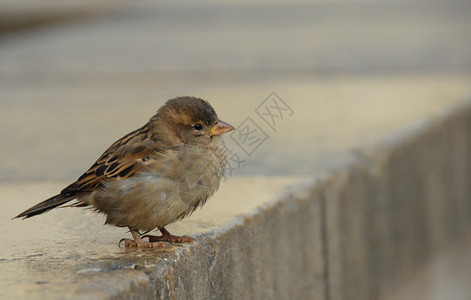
[193,124,203,131]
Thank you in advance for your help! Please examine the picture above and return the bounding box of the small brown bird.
[15,97,234,248]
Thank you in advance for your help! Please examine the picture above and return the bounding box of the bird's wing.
[62,125,161,194]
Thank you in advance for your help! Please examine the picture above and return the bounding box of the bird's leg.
[143,227,195,243]
[119,228,166,248]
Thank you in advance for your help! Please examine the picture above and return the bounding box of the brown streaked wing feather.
[62,125,157,194]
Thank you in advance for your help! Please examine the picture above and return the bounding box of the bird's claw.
[119,238,137,247]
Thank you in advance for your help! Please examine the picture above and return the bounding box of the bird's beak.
[208,120,235,136]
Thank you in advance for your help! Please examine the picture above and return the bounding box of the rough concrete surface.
[324,102,471,299]
[1,0,471,299]
[383,234,471,300]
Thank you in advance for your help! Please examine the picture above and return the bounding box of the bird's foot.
[119,229,166,248]
[119,238,138,247]
[143,227,195,243]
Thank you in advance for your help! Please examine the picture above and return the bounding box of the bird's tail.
[14,193,76,219]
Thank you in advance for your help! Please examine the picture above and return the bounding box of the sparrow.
[14,97,234,248]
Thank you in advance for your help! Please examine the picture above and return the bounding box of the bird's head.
[150,96,234,146]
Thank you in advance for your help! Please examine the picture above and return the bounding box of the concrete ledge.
[2,100,471,299]
[324,101,471,299]
[147,181,325,300]
[102,99,470,299]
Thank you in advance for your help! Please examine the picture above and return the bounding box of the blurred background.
[1,0,470,182]
[1,0,471,299]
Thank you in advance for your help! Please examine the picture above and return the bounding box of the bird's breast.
[174,144,226,205]
[87,142,226,231]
